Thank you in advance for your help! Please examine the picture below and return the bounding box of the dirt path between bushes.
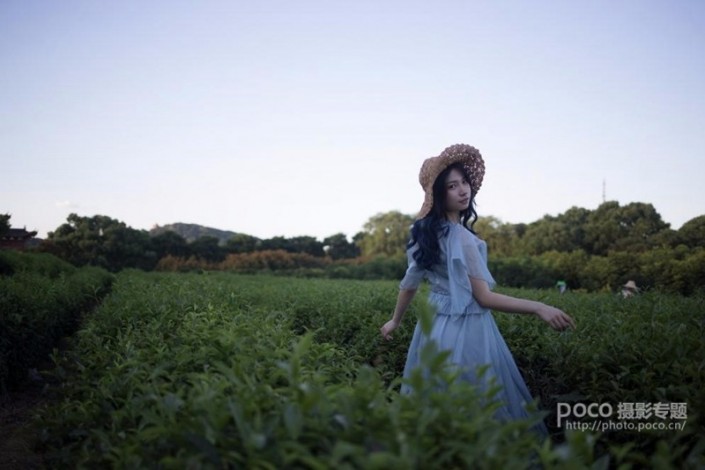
[0,336,75,469]
[0,381,48,469]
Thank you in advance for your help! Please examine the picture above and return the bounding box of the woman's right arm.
[380,288,417,340]
[470,277,575,331]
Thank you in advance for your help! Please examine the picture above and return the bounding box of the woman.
[380,144,575,434]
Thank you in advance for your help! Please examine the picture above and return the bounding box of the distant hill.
[149,223,255,244]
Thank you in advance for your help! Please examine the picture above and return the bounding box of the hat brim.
[417,192,434,219]
[416,144,485,220]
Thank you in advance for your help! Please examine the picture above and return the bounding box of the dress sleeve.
[459,231,496,289]
[399,244,425,290]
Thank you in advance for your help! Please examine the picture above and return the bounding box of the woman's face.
[443,168,471,216]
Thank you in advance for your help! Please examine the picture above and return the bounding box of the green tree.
[517,207,590,255]
[677,215,705,249]
[225,234,261,254]
[681,248,705,295]
[650,228,680,249]
[259,236,324,256]
[559,206,590,250]
[539,249,590,289]
[584,201,669,255]
[0,213,10,238]
[357,211,414,257]
[259,236,290,252]
[151,231,191,259]
[579,255,615,292]
[473,216,522,257]
[288,236,325,257]
[638,246,684,293]
[190,236,225,262]
[323,233,360,260]
[613,202,670,252]
[44,213,156,271]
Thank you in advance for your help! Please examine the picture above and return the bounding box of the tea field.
[35,271,705,468]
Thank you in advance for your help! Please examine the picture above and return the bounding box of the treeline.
[474,202,704,257]
[150,222,243,244]
[36,214,361,269]
[3,201,704,294]
[473,202,705,295]
[156,251,406,281]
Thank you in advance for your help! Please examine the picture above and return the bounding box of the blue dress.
[399,221,548,437]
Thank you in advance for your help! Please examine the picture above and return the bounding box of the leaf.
[283,403,303,439]
[184,432,221,465]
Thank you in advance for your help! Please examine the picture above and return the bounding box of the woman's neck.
[445,212,461,224]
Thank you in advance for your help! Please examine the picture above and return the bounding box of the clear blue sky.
[2,0,704,240]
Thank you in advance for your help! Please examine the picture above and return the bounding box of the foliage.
[518,207,591,255]
[325,256,407,281]
[36,273,543,468]
[357,211,414,258]
[475,202,681,258]
[34,272,704,468]
[190,236,226,263]
[151,231,191,259]
[0,251,114,393]
[155,255,208,273]
[150,223,248,244]
[0,249,74,278]
[0,213,10,238]
[677,215,705,249]
[225,233,261,254]
[495,287,705,467]
[152,242,705,296]
[489,247,705,295]
[43,213,157,272]
[322,233,360,260]
[473,216,524,257]
[34,204,705,296]
[259,236,325,257]
[220,250,328,272]
[154,251,407,282]
[489,256,557,290]
[583,202,670,255]
[150,224,334,257]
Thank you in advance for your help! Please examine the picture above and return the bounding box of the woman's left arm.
[469,277,576,331]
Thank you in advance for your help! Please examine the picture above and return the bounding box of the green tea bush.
[35,272,704,468]
[495,287,705,467]
[37,273,550,468]
[0,251,114,392]
[0,249,76,278]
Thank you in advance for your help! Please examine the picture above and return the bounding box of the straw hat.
[417,143,485,219]
[623,280,639,291]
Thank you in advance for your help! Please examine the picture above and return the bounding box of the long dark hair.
[408,163,478,270]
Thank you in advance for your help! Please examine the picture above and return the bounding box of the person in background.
[621,280,640,298]
[556,280,567,294]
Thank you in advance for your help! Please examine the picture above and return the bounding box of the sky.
[2,0,704,241]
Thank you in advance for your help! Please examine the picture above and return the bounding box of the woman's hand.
[535,305,576,331]
[380,319,400,340]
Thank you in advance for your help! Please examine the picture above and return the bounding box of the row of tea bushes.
[37,271,704,468]
[38,272,556,468]
[267,278,705,466]
[491,288,705,466]
[0,250,114,392]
